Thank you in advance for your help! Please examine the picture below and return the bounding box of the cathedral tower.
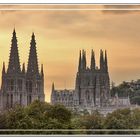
[7,29,21,74]
[1,29,26,109]
[26,33,44,105]
[0,30,45,110]
[90,49,96,70]
[74,49,110,108]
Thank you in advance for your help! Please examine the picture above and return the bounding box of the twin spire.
[7,28,21,73]
[78,50,87,71]
[27,32,39,75]
[78,49,108,72]
[91,49,95,70]
[4,29,108,77]
[100,49,108,72]
[3,29,43,76]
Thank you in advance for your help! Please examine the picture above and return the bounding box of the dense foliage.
[0,100,140,135]
[111,80,140,105]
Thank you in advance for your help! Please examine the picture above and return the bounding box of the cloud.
[102,5,140,14]
[1,5,140,102]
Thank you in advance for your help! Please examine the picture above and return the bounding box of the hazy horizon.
[0,5,140,102]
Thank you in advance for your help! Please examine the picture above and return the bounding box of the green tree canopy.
[104,108,133,129]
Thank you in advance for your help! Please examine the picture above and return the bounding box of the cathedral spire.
[90,49,95,70]
[78,50,82,72]
[82,50,86,70]
[2,62,5,74]
[7,29,21,73]
[52,82,55,92]
[100,49,104,71]
[105,50,108,72]
[22,63,25,73]
[27,32,39,75]
[41,64,44,76]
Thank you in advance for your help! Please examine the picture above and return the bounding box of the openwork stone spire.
[41,64,44,76]
[52,82,55,92]
[27,33,39,75]
[2,62,5,74]
[78,50,81,72]
[100,49,104,71]
[90,49,95,70]
[105,50,108,72]
[7,29,21,74]
[82,50,86,70]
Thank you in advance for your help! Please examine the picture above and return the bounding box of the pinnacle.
[7,29,21,74]
[32,32,35,38]
[27,33,39,75]
[13,28,16,34]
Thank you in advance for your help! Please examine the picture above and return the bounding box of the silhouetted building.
[51,83,74,108]
[51,50,131,113]
[51,49,110,108]
[74,49,110,108]
[0,29,45,110]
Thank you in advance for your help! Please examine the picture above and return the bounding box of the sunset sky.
[0,5,140,102]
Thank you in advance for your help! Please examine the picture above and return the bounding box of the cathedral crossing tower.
[75,49,110,108]
[26,33,44,105]
[51,49,110,110]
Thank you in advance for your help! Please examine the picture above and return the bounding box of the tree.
[46,104,72,124]
[103,108,137,134]
[70,110,104,134]
[81,111,103,128]
[0,101,73,134]
[5,105,26,129]
[131,108,140,129]
[131,96,140,105]
[0,112,7,129]
[104,108,133,129]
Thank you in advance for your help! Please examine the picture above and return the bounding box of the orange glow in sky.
[0,5,140,102]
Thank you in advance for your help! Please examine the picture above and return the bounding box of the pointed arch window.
[20,94,22,105]
[6,94,9,107]
[85,77,90,86]
[18,79,22,91]
[26,80,32,93]
[11,94,13,108]
[36,81,41,92]
[38,96,41,101]
[29,95,32,104]
[86,90,90,101]
[7,79,14,91]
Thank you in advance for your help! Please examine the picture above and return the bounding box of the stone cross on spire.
[7,28,21,74]
[27,32,39,75]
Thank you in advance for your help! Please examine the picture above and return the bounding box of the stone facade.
[51,49,130,113]
[74,50,110,108]
[51,83,74,108]
[0,29,45,110]
[110,93,130,107]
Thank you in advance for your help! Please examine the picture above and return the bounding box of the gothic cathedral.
[51,49,110,109]
[74,50,110,108]
[0,29,45,110]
